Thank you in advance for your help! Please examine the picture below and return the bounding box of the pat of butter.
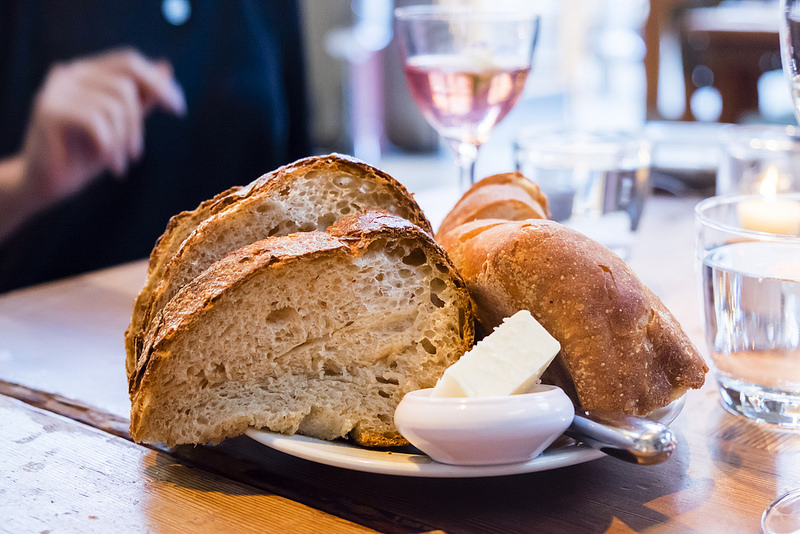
[431,310,561,398]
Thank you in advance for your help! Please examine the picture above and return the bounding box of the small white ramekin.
[394,385,574,465]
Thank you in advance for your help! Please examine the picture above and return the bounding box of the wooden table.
[2,191,799,533]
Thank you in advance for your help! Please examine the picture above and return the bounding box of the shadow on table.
[154,430,703,534]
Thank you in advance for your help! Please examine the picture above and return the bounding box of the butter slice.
[431,310,561,398]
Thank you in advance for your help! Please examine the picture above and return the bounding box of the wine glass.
[781,0,800,123]
[761,3,800,532]
[394,4,539,191]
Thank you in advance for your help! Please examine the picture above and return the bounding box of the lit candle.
[736,167,800,235]
[737,197,800,234]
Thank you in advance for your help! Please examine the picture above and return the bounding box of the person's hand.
[20,48,186,205]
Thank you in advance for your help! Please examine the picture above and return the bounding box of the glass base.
[716,377,800,429]
[762,489,800,534]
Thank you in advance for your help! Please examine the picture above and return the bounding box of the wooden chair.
[645,0,780,122]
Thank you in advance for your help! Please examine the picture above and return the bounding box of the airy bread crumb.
[126,154,431,377]
[129,212,474,447]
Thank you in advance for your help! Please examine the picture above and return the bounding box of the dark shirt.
[0,0,310,292]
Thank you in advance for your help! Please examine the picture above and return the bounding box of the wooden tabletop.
[1,190,799,533]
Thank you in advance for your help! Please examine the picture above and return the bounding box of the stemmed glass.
[782,0,800,124]
[394,4,539,191]
[761,2,800,532]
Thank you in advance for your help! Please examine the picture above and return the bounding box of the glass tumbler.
[695,193,800,428]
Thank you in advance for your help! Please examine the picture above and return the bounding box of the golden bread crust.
[439,218,707,415]
[126,153,432,378]
[129,211,474,447]
[124,185,242,368]
[436,172,549,240]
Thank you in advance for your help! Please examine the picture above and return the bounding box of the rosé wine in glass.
[394,5,539,190]
[404,54,530,147]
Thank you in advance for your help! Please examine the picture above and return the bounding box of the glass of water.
[695,193,800,428]
[716,124,800,197]
[514,129,651,259]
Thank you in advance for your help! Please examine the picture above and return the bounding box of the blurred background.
[299,0,792,193]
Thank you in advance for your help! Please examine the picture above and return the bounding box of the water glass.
[514,129,651,258]
[717,124,800,197]
[695,194,800,428]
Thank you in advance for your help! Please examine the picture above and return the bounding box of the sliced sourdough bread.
[129,211,474,447]
[125,154,430,377]
[124,185,242,367]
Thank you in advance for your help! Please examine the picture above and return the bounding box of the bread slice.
[436,172,549,241]
[125,154,431,377]
[123,185,242,365]
[437,217,707,416]
[129,211,474,447]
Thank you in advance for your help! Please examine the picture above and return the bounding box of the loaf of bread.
[129,211,474,447]
[126,154,431,378]
[436,171,549,240]
[437,177,707,416]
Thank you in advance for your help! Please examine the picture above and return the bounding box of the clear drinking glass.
[513,129,651,259]
[696,194,800,428]
[394,4,539,190]
[717,124,800,197]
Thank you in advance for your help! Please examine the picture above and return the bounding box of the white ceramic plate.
[244,396,684,478]
[244,428,602,478]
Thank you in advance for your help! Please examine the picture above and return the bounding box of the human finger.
[96,48,186,116]
[81,98,127,177]
[82,69,145,162]
[57,88,133,178]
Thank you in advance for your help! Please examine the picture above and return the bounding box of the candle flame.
[759,167,779,197]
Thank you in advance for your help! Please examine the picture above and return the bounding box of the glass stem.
[449,140,480,191]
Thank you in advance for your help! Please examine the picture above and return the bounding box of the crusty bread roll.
[437,178,707,416]
[126,154,430,377]
[129,211,474,447]
[436,171,549,240]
